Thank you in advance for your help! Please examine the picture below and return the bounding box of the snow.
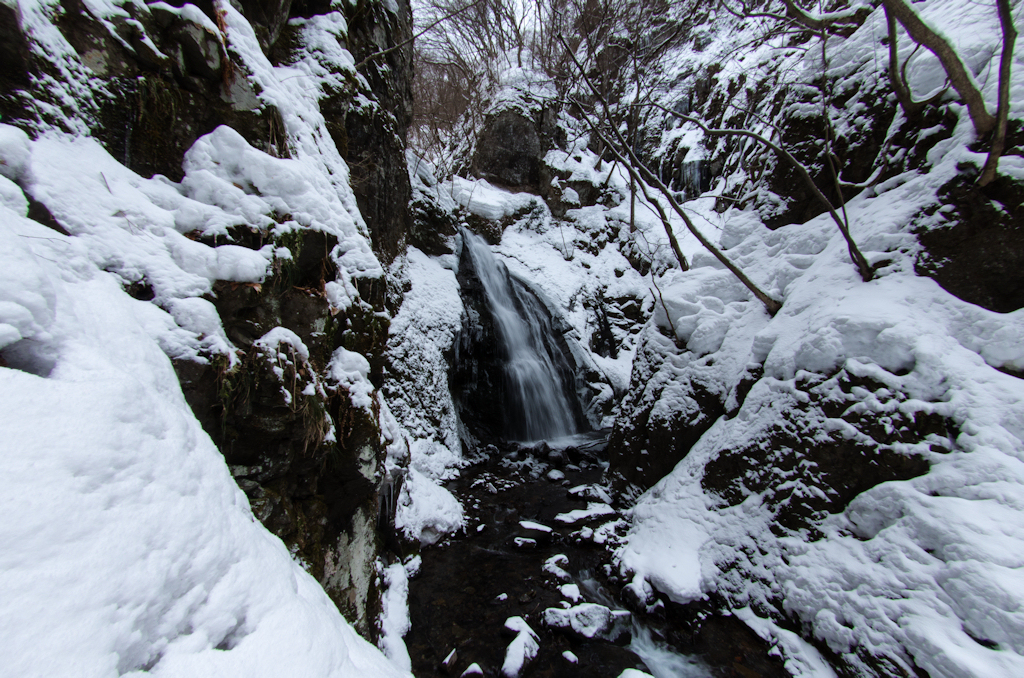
[559,583,582,603]
[394,467,465,546]
[0,124,31,181]
[449,176,541,222]
[1,0,414,674]
[328,347,374,409]
[0,205,408,677]
[542,603,630,641]
[734,608,838,678]
[543,554,571,581]
[555,502,616,524]
[501,616,539,678]
[378,561,412,671]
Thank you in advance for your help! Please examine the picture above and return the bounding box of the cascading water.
[462,230,577,441]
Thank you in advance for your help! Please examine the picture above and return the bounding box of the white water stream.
[579,576,713,678]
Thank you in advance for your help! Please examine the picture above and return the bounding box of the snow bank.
[384,245,466,543]
[0,203,408,677]
[614,1,1024,675]
[378,561,412,671]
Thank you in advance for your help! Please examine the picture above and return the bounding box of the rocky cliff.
[1,0,415,639]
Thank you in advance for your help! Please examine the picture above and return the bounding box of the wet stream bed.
[404,434,713,678]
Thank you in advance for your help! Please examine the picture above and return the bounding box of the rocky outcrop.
[915,162,1024,313]
[172,223,392,634]
[1,0,415,637]
[335,0,414,264]
[471,103,563,192]
[607,327,726,495]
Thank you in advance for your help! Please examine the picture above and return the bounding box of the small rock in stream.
[543,603,632,643]
[441,648,458,674]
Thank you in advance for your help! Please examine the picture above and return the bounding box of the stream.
[405,433,712,677]
[405,232,712,676]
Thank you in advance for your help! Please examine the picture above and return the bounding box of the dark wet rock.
[0,3,32,122]
[915,165,1024,313]
[531,441,552,457]
[233,0,294,53]
[410,189,459,256]
[702,369,941,537]
[761,86,893,229]
[337,0,413,264]
[547,448,567,467]
[25,197,70,236]
[472,109,543,189]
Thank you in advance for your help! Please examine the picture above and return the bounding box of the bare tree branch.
[560,36,783,316]
[881,0,996,137]
[884,4,948,120]
[355,0,487,71]
[646,100,874,282]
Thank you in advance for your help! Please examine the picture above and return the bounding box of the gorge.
[1,1,1023,678]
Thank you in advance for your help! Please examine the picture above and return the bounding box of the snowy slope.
[0,177,408,678]
[607,1,1024,676]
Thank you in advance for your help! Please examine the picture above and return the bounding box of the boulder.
[472,110,542,189]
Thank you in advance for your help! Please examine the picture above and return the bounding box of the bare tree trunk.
[881,0,996,136]
[980,0,1017,187]
[883,5,946,120]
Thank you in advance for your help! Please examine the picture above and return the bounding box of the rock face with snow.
[596,3,1024,677]
[471,94,563,192]
[334,0,414,263]
[1,0,417,660]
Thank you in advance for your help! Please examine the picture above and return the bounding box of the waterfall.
[678,159,708,199]
[462,231,577,441]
